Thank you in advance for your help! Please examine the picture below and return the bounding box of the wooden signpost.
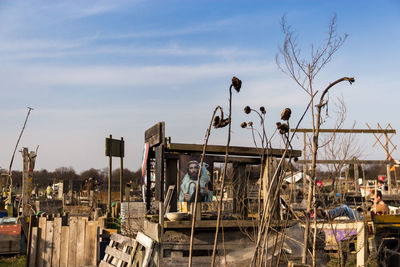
[105,135,125,215]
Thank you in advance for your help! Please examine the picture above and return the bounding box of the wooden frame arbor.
[292,127,397,194]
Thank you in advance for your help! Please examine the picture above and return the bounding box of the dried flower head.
[240,122,247,128]
[281,108,292,121]
[260,106,266,114]
[218,118,230,128]
[232,77,242,92]
[244,106,251,114]
[213,116,220,127]
[278,123,289,134]
[248,121,253,127]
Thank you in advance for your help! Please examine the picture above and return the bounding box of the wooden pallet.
[100,233,135,267]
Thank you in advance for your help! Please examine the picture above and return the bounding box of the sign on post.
[105,138,124,158]
[105,135,125,217]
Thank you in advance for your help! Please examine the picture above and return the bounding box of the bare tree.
[321,97,363,190]
[276,14,354,266]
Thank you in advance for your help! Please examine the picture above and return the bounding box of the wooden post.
[108,134,112,215]
[146,155,151,212]
[303,132,307,196]
[21,148,30,216]
[384,133,392,194]
[120,137,124,203]
[354,163,359,193]
[356,221,367,267]
[155,145,164,232]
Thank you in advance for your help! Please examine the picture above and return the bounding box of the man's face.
[188,163,199,180]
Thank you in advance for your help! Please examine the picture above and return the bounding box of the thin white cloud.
[0,61,275,89]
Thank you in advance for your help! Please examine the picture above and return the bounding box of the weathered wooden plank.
[105,246,131,263]
[0,237,20,253]
[85,221,98,266]
[163,219,257,229]
[291,128,396,134]
[44,220,54,267]
[52,217,62,267]
[145,122,165,147]
[155,144,164,201]
[99,260,115,267]
[67,219,77,267]
[37,217,47,267]
[28,227,38,267]
[76,219,86,267]
[59,226,69,267]
[110,233,135,246]
[297,159,391,164]
[116,245,129,267]
[166,143,301,158]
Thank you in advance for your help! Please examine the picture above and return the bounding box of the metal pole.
[120,137,124,202]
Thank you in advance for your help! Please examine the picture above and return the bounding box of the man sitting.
[370,190,389,215]
[316,190,388,221]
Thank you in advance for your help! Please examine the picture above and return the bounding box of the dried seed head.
[240,122,247,128]
[278,123,289,134]
[281,108,292,121]
[276,122,282,128]
[248,121,253,127]
[244,106,251,114]
[213,116,220,127]
[294,157,299,162]
[232,77,242,92]
[218,118,230,128]
[260,106,266,114]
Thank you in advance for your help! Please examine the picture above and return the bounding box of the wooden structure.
[105,135,125,214]
[100,233,135,267]
[292,127,397,193]
[100,232,155,267]
[0,223,21,254]
[140,122,302,265]
[28,216,102,267]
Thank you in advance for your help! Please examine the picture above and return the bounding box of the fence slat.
[59,226,70,267]
[76,219,86,267]
[85,221,99,266]
[52,217,62,267]
[67,218,77,267]
[28,227,38,267]
[38,217,47,267]
[44,221,54,267]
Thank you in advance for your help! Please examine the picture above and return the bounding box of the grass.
[0,255,26,267]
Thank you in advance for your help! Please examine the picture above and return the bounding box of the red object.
[0,224,21,235]
[378,176,385,181]
[316,180,323,187]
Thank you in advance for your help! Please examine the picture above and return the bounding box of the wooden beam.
[166,143,301,158]
[291,128,396,134]
[297,159,391,164]
[164,153,262,164]
[145,122,165,147]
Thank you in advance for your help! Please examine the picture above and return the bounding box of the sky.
[1,0,400,173]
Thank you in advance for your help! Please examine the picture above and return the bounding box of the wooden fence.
[28,216,101,267]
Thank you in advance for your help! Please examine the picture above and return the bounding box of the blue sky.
[1,0,400,172]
